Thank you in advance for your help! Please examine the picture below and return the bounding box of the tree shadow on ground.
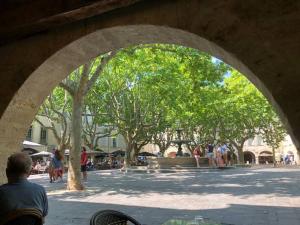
[31,167,300,199]
[46,201,300,225]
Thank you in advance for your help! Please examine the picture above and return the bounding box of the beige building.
[243,135,299,164]
[25,116,126,153]
[25,117,299,164]
[25,116,58,151]
[142,134,299,165]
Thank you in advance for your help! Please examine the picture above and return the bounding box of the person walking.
[227,150,232,166]
[52,150,63,182]
[193,145,201,168]
[221,144,228,166]
[47,155,55,183]
[207,143,214,167]
[216,145,225,167]
[81,147,88,181]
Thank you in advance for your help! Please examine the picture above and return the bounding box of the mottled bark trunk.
[67,97,84,190]
[133,142,139,159]
[160,146,166,156]
[58,143,68,152]
[272,147,276,167]
[296,150,300,165]
[125,134,136,166]
[200,145,206,157]
[237,146,244,164]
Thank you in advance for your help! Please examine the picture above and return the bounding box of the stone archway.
[0,1,299,183]
[0,25,281,182]
[244,151,255,164]
[259,151,273,164]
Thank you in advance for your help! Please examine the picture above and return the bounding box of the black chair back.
[90,210,141,225]
[0,208,43,225]
[4,216,39,225]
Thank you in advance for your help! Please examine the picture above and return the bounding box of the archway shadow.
[30,168,300,199]
[28,168,300,224]
[46,201,300,225]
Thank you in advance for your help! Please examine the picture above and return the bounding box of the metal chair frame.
[0,208,43,225]
[90,210,141,225]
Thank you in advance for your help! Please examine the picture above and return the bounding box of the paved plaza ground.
[29,167,300,225]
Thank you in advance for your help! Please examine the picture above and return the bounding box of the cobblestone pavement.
[29,167,300,225]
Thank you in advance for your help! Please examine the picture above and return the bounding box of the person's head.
[54,150,63,160]
[6,152,32,181]
[82,147,86,152]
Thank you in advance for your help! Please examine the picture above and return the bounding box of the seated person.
[0,152,48,221]
[34,161,41,171]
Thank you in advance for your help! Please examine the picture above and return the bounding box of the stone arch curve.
[258,151,273,164]
[0,25,292,181]
[243,151,256,164]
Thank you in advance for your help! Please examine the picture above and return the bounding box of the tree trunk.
[133,142,140,159]
[160,146,166,157]
[124,144,132,167]
[58,143,68,152]
[123,134,132,167]
[237,146,244,164]
[200,145,206,157]
[272,147,276,167]
[67,97,84,190]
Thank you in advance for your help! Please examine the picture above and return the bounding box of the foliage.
[35,87,72,150]
[38,43,287,174]
[93,44,228,159]
[213,70,286,163]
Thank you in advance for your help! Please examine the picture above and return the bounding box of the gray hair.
[6,152,32,177]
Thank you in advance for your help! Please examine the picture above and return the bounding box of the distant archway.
[259,151,273,164]
[244,151,255,164]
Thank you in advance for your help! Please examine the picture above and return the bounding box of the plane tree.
[216,71,286,163]
[35,87,72,151]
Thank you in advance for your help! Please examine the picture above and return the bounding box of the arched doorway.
[244,151,255,164]
[285,151,295,165]
[259,151,273,164]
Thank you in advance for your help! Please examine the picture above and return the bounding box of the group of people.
[32,160,47,174]
[47,146,89,183]
[48,149,64,183]
[280,154,296,165]
[97,154,124,169]
[193,143,232,167]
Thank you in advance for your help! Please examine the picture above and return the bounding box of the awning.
[259,153,273,157]
[30,151,53,157]
[64,149,104,155]
[23,140,47,152]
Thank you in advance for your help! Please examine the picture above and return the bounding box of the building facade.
[25,117,299,164]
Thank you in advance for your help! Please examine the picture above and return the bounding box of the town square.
[0,1,300,225]
[36,167,300,225]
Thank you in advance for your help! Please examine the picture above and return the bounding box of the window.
[247,138,254,146]
[112,137,117,148]
[257,135,262,146]
[40,127,47,145]
[26,126,33,141]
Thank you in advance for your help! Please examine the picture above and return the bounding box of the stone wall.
[148,157,209,169]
